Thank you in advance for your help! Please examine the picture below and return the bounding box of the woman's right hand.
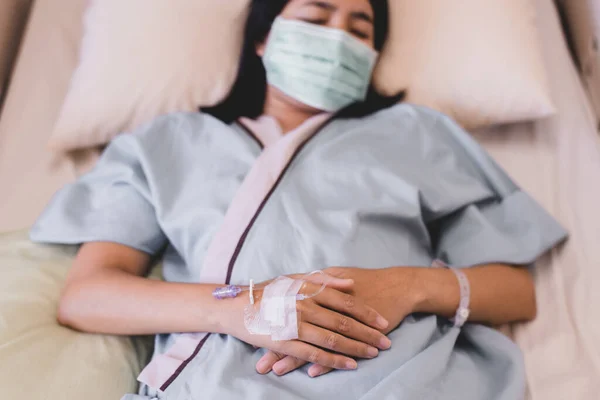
[221,276,392,371]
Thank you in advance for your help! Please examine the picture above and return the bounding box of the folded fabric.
[32,104,567,399]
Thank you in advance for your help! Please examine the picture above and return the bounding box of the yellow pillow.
[0,231,152,400]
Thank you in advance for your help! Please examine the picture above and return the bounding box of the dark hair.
[203,0,405,123]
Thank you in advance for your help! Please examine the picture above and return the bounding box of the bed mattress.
[0,0,598,398]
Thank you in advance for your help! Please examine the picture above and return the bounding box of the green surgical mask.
[263,17,379,112]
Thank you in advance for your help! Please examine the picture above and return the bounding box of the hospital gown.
[30,104,567,399]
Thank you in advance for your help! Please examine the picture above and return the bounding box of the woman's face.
[280,0,375,47]
[257,0,376,115]
[257,0,375,57]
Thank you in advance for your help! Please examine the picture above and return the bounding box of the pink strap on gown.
[138,114,330,390]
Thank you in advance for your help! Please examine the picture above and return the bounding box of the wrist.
[410,267,459,317]
[212,287,248,335]
[389,267,429,314]
[406,268,429,314]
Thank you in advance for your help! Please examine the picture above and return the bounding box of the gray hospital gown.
[30,104,567,399]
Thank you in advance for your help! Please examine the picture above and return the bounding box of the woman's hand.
[222,274,392,372]
[257,267,420,377]
[325,267,419,335]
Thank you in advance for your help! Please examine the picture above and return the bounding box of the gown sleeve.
[30,130,167,255]
[422,111,568,267]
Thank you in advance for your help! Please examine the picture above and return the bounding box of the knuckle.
[296,301,306,313]
[361,344,372,357]
[297,323,307,338]
[308,349,321,364]
[337,316,351,333]
[368,309,380,323]
[274,342,287,353]
[325,334,339,350]
[278,357,293,369]
[335,357,348,369]
[298,303,314,320]
[365,308,375,321]
[371,331,383,345]
[344,294,356,309]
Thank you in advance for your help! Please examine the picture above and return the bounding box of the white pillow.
[50,0,554,151]
[374,0,555,129]
[49,0,250,150]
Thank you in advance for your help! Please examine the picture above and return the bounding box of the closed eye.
[301,18,328,25]
[352,30,369,39]
[300,19,370,40]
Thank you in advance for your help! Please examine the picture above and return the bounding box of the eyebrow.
[351,11,374,24]
[303,1,374,24]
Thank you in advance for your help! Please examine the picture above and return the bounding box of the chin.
[292,99,325,114]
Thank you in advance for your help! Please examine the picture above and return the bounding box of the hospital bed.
[0,0,598,398]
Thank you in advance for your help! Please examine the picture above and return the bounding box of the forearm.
[58,268,233,335]
[409,264,537,326]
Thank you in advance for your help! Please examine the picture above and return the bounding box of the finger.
[272,356,308,376]
[299,323,379,359]
[256,351,285,374]
[322,267,347,278]
[304,273,354,293]
[300,301,391,350]
[308,364,334,378]
[314,287,388,330]
[277,341,358,371]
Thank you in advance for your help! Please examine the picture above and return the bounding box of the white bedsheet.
[475,0,600,397]
[0,0,597,398]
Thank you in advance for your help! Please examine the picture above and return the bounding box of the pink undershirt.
[199,114,330,283]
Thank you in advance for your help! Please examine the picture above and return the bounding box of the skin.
[57,0,538,383]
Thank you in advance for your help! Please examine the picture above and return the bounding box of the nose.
[327,13,350,33]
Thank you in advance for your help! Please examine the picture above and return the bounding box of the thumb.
[304,271,354,291]
[326,277,354,291]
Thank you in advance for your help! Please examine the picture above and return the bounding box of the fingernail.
[380,337,392,349]
[309,368,321,378]
[377,316,389,329]
[345,360,358,370]
[257,360,272,374]
[367,347,379,357]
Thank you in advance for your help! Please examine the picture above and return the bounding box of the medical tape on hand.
[244,274,325,341]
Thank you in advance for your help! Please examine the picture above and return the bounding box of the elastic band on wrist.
[432,260,471,328]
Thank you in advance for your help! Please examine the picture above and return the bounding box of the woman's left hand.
[256,267,422,378]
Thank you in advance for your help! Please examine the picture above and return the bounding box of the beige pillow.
[50,0,554,151]
[0,230,154,399]
[49,0,250,150]
[374,0,555,129]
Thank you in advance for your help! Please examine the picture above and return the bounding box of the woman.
[30,0,567,399]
